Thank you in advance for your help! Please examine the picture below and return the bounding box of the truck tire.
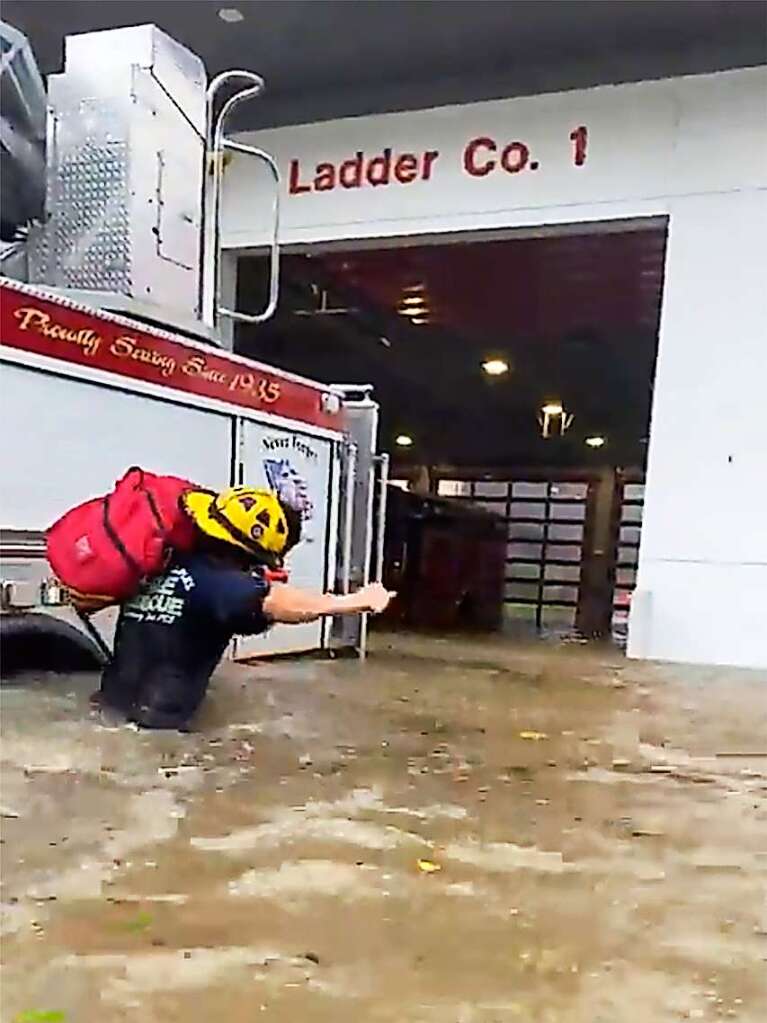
[0,612,107,680]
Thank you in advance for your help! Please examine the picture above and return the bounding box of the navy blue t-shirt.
[99,553,271,728]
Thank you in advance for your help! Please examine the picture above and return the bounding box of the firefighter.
[97,486,393,729]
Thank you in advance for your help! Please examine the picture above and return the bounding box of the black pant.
[99,662,210,730]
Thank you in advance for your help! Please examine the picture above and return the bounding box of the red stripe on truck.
[0,281,341,431]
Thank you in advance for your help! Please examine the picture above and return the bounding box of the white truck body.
[0,277,378,661]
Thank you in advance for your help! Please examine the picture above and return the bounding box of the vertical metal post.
[330,387,380,659]
[373,452,390,583]
[357,452,389,660]
[339,441,357,595]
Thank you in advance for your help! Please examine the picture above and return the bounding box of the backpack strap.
[75,607,113,662]
[138,477,167,534]
[102,491,141,576]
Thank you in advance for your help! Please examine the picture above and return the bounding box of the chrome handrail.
[201,70,281,328]
[214,139,280,325]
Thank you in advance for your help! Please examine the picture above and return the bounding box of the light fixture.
[482,358,509,377]
[541,401,564,417]
[539,400,573,438]
[585,435,606,448]
[398,305,430,324]
[218,7,245,22]
[395,434,414,448]
[400,296,426,307]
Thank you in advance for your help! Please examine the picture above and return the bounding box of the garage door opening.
[233,217,668,641]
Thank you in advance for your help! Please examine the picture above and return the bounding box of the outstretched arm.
[263,582,394,624]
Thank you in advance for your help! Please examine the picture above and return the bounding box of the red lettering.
[463,137,496,177]
[314,162,336,191]
[292,148,447,194]
[570,125,588,166]
[339,151,364,188]
[288,159,310,195]
[367,148,392,186]
[394,153,418,184]
[500,141,529,174]
[421,149,439,181]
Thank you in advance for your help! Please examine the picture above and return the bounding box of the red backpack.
[47,467,198,609]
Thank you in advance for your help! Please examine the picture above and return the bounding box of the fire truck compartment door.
[234,418,338,658]
[0,362,232,529]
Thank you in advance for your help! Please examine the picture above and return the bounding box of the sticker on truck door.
[263,458,315,535]
[262,433,324,544]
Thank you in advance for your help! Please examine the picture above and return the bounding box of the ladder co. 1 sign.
[287,126,588,195]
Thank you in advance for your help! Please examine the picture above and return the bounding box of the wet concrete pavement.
[2,633,766,1022]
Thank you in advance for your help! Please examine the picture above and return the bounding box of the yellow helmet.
[183,486,290,567]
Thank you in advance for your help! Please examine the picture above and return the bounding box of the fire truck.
[0,22,386,670]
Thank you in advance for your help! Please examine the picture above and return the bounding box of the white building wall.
[629,190,767,668]
[222,67,767,669]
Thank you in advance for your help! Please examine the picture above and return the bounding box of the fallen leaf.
[417,859,442,874]
[14,1012,66,1023]
[519,731,548,741]
[123,911,153,933]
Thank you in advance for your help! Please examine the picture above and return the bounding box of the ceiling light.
[400,296,426,307]
[482,358,509,376]
[541,401,564,416]
[395,434,414,448]
[218,7,245,23]
[403,283,426,294]
[585,435,606,448]
[539,400,573,438]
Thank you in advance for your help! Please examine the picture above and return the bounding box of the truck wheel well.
[0,612,107,680]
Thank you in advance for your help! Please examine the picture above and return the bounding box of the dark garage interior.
[234,220,667,637]
[235,221,666,470]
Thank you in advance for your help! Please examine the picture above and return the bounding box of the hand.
[358,582,396,614]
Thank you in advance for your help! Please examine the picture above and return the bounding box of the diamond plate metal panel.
[47,98,131,292]
[32,26,205,317]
